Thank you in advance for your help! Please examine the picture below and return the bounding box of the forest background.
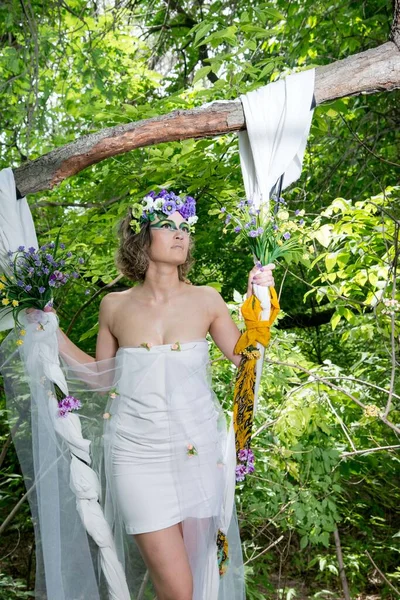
[0,0,399,598]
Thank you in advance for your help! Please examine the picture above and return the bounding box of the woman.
[56,190,275,600]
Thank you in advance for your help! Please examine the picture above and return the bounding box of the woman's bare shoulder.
[99,289,134,314]
[188,284,225,309]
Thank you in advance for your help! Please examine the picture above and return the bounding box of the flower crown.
[130,189,198,234]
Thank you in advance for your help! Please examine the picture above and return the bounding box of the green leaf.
[193,66,212,84]
[331,312,341,331]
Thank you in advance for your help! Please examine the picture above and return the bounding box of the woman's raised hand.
[247,263,275,296]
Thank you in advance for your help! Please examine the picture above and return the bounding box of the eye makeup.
[150,219,190,233]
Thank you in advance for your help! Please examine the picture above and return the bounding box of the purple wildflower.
[278,196,286,205]
[295,209,300,216]
[78,257,85,264]
[244,223,251,229]
[28,246,36,254]
[249,230,258,237]
[225,214,232,225]
[43,267,50,275]
[238,449,249,462]
[58,395,82,418]
[251,217,256,225]
[178,196,196,219]
[38,286,46,294]
[71,272,79,279]
[299,219,305,226]
[48,242,55,249]
[24,284,32,292]
[220,207,226,213]
[273,224,279,231]
[247,449,255,464]
[283,232,291,240]
[17,245,25,252]
[235,464,247,482]
[17,280,24,287]
[67,252,72,258]
[234,226,242,233]
[238,200,245,209]
[59,243,66,249]
[257,227,264,235]
[247,463,255,474]
[7,250,13,257]
[84,289,91,295]
[59,259,65,266]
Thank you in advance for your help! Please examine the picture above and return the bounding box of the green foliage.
[1,0,399,598]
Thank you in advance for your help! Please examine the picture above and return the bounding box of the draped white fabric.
[0,168,130,599]
[238,68,315,212]
[0,167,38,331]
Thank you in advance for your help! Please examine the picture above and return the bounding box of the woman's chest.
[112,296,210,346]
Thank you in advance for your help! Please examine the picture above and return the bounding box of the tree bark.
[13,41,400,197]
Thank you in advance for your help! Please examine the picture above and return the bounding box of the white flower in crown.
[187,215,198,225]
[153,198,164,210]
[142,195,155,211]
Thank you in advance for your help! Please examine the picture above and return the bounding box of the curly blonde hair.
[115,209,194,283]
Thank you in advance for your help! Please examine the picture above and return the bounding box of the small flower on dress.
[140,342,152,350]
[16,339,24,346]
[186,443,198,457]
[103,412,111,419]
[171,342,181,351]
[109,387,119,399]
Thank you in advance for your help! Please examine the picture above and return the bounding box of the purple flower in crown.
[162,200,177,215]
[178,196,196,219]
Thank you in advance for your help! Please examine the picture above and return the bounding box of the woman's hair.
[115,208,194,283]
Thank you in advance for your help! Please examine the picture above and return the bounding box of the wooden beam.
[14,41,400,197]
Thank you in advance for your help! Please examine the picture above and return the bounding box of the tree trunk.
[13,41,400,197]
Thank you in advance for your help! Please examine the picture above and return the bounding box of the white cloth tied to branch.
[238,68,315,213]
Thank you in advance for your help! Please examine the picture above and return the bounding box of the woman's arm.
[207,264,275,367]
[56,294,118,364]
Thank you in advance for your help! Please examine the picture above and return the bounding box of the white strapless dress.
[103,339,245,600]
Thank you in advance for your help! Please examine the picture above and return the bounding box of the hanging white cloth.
[238,68,315,212]
[0,167,38,331]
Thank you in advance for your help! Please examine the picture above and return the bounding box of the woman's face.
[147,211,191,266]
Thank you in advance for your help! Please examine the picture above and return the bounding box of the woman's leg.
[134,522,193,600]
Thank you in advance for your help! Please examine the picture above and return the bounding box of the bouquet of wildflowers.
[0,236,86,418]
[215,196,306,266]
[0,237,85,329]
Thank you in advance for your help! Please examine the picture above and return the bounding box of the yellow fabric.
[233,287,280,452]
[219,287,280,577]
[233,286,280,354]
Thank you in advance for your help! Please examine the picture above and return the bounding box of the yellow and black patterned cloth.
[217,287,280,577]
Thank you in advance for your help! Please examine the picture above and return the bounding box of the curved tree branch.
[13,41,400,196]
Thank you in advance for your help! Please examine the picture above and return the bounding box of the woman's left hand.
[247,263,275,296]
